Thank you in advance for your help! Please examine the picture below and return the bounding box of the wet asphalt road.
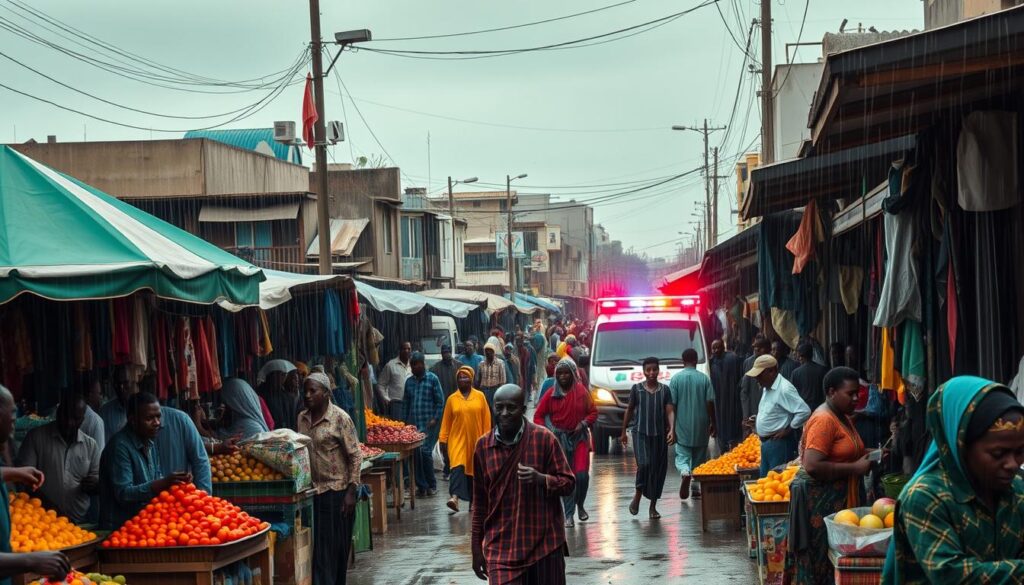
[349,443,758,585]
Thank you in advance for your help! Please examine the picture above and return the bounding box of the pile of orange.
[211,453,285,483]
[102,483,268,548]
[9,492,97,552]
[692,434,762,476]
[365,409,404,428]
[748,466,799,502]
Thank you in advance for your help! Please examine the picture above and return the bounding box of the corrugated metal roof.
[184,129,302,165]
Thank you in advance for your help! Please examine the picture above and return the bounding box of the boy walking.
[620,357,672,519]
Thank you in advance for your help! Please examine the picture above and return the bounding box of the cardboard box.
[275,527,312,585]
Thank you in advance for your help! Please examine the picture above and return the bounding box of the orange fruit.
[884,512,895,528]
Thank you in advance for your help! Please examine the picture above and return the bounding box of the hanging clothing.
[218,378,270,440]
[785,199,821,274]
[709,352,744,450]
[73,304,93,372]
[111,298,132,366]
[957,111,1019,212]
[152,315,172,399]
[175,318,198,398]
[874,162,923,328]
[130,296,149,368]
[204,316,223,391]
[838,266,864,315]
[900,321,926,401]
[257,309,273,357]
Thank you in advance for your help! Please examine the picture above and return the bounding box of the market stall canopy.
[419,288,519,315]
[355,281,474,318]
[809,6,1024,153]
[0,146,263,306]
[742,135,915,220]
[507,292,560,314]
[219,269,349,312]
[656,263,702,296]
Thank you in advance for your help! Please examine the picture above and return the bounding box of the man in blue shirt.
[154,406,212,493]
[99,393,191,530]
[745,355,811,477]
[456,340,484,375]
[667,349,717,500]
[404,352,445,497]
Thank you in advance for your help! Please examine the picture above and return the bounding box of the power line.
[372,0,638,42]
[357,0,719,60]
[771,0,810,98]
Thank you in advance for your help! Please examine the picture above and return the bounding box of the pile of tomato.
[102,483,269,548]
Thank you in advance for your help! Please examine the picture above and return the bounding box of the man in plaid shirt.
[403,352,445,497]
[472,384,575,584]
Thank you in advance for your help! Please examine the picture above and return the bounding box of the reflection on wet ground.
[349,444,758,584]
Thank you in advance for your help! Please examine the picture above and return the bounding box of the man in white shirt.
[745,355,810,477]
[378,342,412,419]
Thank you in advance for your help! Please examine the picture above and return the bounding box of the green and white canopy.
[0,146,264,305]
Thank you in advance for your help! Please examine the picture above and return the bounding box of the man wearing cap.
[745,354,810,477]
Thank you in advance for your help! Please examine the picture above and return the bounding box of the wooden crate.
[98,528,271,585]
[829,549,883,585]
[744,481,790,585]
[363,471,388,534]
[274,526,312,585]
[695,475,742,532]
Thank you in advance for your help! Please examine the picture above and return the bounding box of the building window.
[499,200,507,211]
[382,208,393,254]
[472,201,482,208]
[235,221,272,248]
[401,215,423,258]
[441,221,450,260]
[465,252,504,272]
[524,230,538,253]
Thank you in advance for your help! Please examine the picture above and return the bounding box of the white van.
[419,315,460,369]
[588,295,709,454]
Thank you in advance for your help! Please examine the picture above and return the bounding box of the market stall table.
[692,473,743,532]
[368,439,424,520]
[743,481,790,585]
[15,536,104,585]
[98,527,271,585]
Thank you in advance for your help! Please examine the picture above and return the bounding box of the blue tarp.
[506,292,560,314]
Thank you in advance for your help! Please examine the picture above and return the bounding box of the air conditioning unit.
[327,121,344,144]
[273,121,296,143]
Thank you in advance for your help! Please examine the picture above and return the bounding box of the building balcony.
[225,245,305,271]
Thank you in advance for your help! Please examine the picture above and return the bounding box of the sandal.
[649,510,662,519]
[578,508,589,522]
[628,501,640,516]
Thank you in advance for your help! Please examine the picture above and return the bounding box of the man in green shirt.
[667,348,716,500]
[884,377,1024,584]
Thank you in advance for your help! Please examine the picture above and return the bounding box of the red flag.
[302,73,318,150]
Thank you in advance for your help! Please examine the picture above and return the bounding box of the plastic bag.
[707,436,722,459]
[241,429,313,490]
[824,507,892,556]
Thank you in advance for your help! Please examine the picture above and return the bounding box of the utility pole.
[309,0,332,276]
[760,0,775,164]
[448,176,458,288]
[712,146,719,246]
[673,121,724,251]
[506,175,515,297]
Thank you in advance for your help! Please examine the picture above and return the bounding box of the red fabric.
[204,316,223,391]
[785,199,818,274]
[153,315,172,400]
[258,395,275,431]
[111,298,132,365]
[471,423,574,583]
[193,318,215,394]
[302,73,318,151]
[533,382,598,430]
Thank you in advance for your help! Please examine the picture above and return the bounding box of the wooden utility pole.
[309,0,332,275]
[760,0,775,164]
[448,176,458,288]
[506,175,515,296]
[712,146,720,247]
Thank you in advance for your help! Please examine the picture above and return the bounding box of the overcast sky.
[1,0,922,257]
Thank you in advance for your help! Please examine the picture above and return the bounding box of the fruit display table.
[368,439,424,519]
[829,549,883,585]
[98,527,271,585]
[16,537,104,584]
[692,473,742,532]
[744,481,790,585]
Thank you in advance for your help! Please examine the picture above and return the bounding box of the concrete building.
[924,0,1023,29]
[515,194,594,299]
[439,190,518,293]
[398,188,457,286]
[11,138,317,270]
[772,62,825,161]
[309,165,402,278]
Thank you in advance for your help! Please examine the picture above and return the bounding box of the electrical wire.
[357,0,719,61]
[771,0,810,97]
[372,0,638,42]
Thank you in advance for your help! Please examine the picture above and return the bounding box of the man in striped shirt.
[472,384,574,584]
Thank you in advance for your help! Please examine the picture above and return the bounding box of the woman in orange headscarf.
[439,365,492,513]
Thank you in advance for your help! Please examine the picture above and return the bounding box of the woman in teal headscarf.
[882,376,1024,584]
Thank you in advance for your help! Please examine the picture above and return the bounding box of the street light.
[506,173,528,296]
[448,175,478,288]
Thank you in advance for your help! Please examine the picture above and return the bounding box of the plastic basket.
[824,507,892,557]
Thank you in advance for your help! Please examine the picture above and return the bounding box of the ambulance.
[588,295,709,454]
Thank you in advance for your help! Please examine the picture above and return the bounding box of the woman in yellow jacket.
[439,366,492,513]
